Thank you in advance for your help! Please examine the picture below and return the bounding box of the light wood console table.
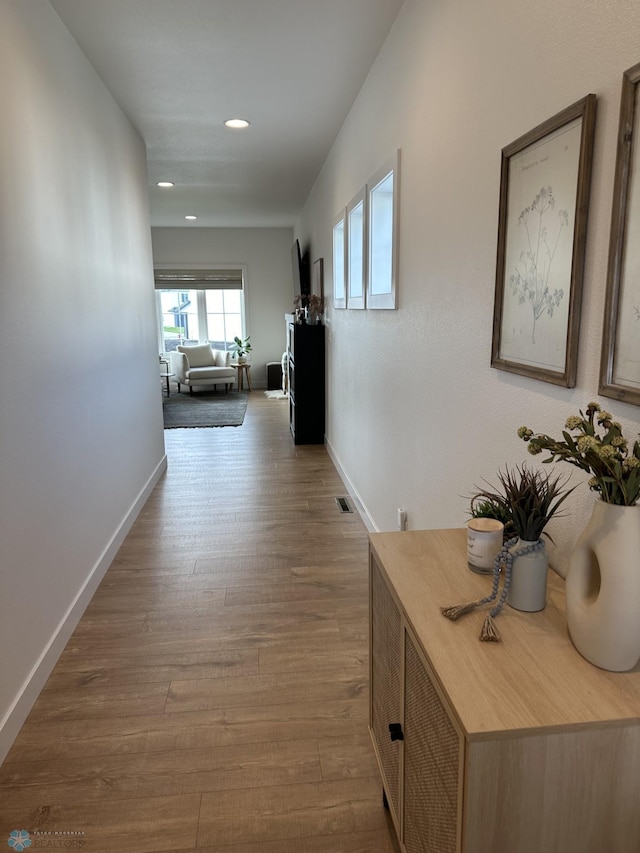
[369,528,640,853]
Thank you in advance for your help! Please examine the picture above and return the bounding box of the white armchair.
[170,344,236,394]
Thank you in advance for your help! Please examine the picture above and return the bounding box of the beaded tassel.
[441,537,515,623]
[441,537,544,642]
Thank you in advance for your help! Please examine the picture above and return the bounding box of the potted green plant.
[473,464,574,545]
[519,402,640,671]
[231,335,252,364]
[444,464,574,642]
[471,464,574,613]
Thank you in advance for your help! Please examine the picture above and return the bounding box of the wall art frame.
[491,94,597,387]
[347,186,367,309]
[312,257,324,300]
[600,62,640,406]
[367,149,400,310]
[332,209,347,309]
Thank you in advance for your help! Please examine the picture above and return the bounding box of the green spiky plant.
[471,464,575,542]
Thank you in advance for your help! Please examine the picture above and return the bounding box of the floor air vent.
[336,496,353,513]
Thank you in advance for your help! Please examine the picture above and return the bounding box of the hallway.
[0,394,398,852]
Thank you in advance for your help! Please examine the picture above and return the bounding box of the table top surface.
[369,528,640,738]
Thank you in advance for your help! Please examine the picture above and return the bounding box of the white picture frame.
[332,209,347,309]
[367,149,400,310]
[347,186,366,309]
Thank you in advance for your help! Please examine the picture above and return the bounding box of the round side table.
[232,363,252,391]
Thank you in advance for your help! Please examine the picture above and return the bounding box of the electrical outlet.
[397,508,407,531]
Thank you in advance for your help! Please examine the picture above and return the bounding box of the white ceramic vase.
[507,539,548,612]
[566,500,640,672]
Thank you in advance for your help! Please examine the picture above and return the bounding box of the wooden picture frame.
[600,62,640,406]
[312,257,324,300]
[491,95,597,387]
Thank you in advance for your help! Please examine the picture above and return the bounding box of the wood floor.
[0,394,399,853]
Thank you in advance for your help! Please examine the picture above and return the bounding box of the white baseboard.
[0,454,168,764]
[325,437,378,533]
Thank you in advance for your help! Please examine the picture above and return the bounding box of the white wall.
[296,0,640,574]
[152,227,294,384]
[0,0,166,761]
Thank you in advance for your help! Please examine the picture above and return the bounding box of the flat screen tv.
[291,239,310,297]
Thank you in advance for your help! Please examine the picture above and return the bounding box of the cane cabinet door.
[369,555,402,827]
[403,627,462,853]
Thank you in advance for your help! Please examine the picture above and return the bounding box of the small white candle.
[467,518,504,573]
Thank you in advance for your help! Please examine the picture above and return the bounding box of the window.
[154,267,246,353]
[158,289,200,345]
[205,289,242,350]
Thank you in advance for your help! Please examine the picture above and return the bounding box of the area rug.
[163,390,248,429]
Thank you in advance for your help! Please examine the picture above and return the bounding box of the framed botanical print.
[312,257,324,300]
[491,95,597,386]
[600,62,640,406]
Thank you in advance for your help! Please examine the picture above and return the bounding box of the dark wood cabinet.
[287,322,324,444]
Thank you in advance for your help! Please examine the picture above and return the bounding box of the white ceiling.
[49,0,405,228]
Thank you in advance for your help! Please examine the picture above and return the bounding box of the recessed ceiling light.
[156,181,175,187]
[224,118,250,129]
[185,215,197,220]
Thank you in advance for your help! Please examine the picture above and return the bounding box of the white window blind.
[154,269,243,290]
